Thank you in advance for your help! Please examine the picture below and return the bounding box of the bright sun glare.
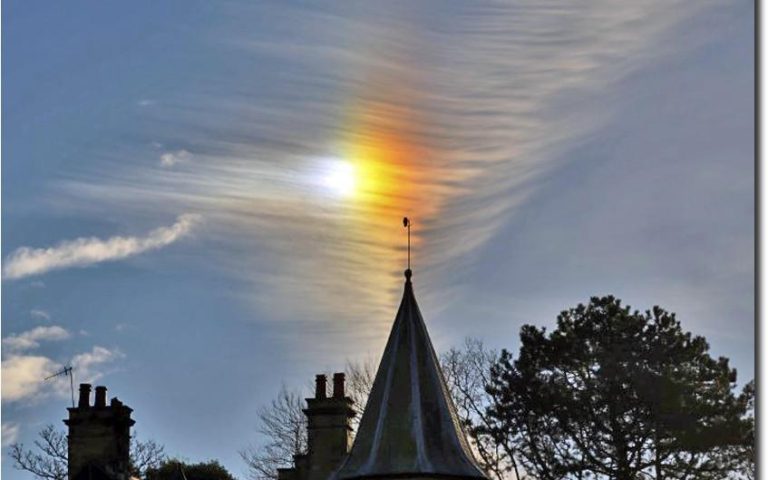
[323,160,357,197]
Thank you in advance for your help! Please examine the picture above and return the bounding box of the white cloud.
[72,346,123,370]
[2,326,70,352]
[69,346,125,385]
[1,346,124,404]
[1,355,59,402]
[30,309,51,321]
[160,149,191,167]
[2,423,20,447]
[3,214,201,280]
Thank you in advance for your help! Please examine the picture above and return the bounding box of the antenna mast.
[45,366,75,408]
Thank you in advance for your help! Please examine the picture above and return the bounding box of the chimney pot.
[315,374,327,399]
[94,386,107,408]
[78,384,92,408]
[333,372,345,399]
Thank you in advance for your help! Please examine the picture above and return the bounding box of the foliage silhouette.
[484,295,754,480]
[145,459,237,480]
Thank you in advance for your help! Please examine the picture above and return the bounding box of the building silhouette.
[65,383,134,480]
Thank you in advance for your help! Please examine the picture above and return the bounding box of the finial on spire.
[403,217,412,282]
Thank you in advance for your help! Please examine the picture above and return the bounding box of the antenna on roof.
[403,217,411,271]
[45,366,75,408]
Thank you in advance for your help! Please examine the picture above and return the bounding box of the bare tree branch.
[10,424,165,480]
[241,387,308,480]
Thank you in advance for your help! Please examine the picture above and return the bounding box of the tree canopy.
[145,459,237,480]
[485,295,754,480]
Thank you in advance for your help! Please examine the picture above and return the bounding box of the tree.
[485,295,754,480]
[145,459,237,480]
[343,358,377,432]
[131,437,168,478]
[10,424,166,480]
[240,387,308,480]
[442,338,519,480]
[9,425,67,480]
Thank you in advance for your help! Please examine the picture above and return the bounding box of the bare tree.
[10,424,165,480]
[130,435,167,477]
[240,387,309,480]
[10,425,67,480]
[442,338,519,480]
[344,358,377,434]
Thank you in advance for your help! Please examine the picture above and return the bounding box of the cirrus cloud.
[3,214,201,280]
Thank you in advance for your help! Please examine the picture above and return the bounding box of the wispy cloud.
[69,347,125,386]
[160,149,192,168]
[3,326,70,352]
[3,214,201,280]
[66,1,724,330]
[29,309,51,321]
[2,423,20,447]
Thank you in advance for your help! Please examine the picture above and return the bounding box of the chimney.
[304,373,356,480]
[94,386,107,408]
[315,375,327,399]
[78,384,91,408]
[65,384,135,480]
[332,373,345,399]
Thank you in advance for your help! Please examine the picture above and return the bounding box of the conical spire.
[333,270,487,480]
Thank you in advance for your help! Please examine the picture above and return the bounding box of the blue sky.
[2,1,754,479]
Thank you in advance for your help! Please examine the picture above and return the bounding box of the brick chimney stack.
[78,383,91,408]
[315,374,327,399]
[300,372,356,480]
[332,373,345,399]
[94,386,107,408]
[64,383,134,479]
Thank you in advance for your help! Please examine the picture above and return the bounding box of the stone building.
[64,383,134,480]
[279,269,488,480]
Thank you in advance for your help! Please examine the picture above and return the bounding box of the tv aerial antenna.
[45,366,75,408]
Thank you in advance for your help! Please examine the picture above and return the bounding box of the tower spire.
[331,262,487,480]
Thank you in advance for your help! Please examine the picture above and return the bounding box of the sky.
[1,1,754,479]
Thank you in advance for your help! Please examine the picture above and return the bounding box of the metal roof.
[333,270,488,480]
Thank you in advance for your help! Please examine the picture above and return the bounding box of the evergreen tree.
[485,296,753,480]
[146,459,238,480]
